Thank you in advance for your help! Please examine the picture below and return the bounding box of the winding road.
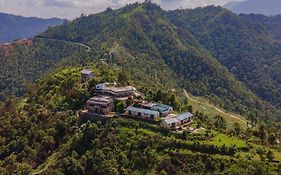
[184,90,247,124]
[35,36,91,52]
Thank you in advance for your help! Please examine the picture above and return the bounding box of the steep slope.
[0,38,89,101]
[0,13,63,43]
[240,14,281,40]
[225,0,281,16]
[167,6,281,109]
[40,2,267,119]
[1,66,280,175]
[1,2,281,121]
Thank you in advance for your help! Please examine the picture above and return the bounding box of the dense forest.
[240,14,281,40]
[0,13,63,43]
[1,2,281,173]
[1,65,281,174]
[1,2,280,122]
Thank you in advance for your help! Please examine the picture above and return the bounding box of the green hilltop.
[1,65,281,174]
[1,2,281,173]
[1,2,280,122]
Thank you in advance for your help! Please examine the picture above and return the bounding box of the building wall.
[87,102,113,115]
[128,110,159,120]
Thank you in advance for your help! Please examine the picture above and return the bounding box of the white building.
[126,106,160,121]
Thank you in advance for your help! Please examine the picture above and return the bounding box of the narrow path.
[184,90,247,124]
[35,37,91,52]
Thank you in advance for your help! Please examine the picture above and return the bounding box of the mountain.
[167,6,281,110]
[240,14,281,40]
[1,3,281,174]
[0,2,281,121]
[1,65,280,174]
[0,13,63,43]
[225,0,281,16]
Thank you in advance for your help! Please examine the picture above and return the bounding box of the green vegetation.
[1,2,281,174]
[206,133,247,148]
[167,6,281,109]
[0,65,281,174]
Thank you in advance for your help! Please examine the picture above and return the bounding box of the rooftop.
[162,117,179,124]
[176,112,193,121]
[126,106,160,116]
[151,103,172,112]
[88,96,113,103]
[81,69,93,75]
[103,86,136,93]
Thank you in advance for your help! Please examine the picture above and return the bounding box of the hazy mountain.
[225,0,281,15]
[0,13,63,43]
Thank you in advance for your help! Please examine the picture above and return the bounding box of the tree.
[258,122,267,144]
[233,122,241,135]
[266,150,274,162]
[256,147,266,161]
[268,133,277,146]
[118,71,130,86]
[214,115,226,131]
[116,101,126,114]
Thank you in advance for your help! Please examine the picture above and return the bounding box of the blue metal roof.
[127,107,160,116]
[151,103,172,112]
[176,112,193,121]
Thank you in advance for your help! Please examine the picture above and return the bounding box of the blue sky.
[0,0,242,19]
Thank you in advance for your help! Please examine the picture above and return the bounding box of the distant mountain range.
[0,13,63,43]
[225,0,281,16]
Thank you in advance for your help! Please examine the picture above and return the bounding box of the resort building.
[86,96,114,115]
[136,101,173,117]
[93,83,141,100]
[161,112,193,130]
[161,117,179,130]
[176,112,193,125]
[126,106,160,121]
[81,68,95,83]
[151,103,173,117]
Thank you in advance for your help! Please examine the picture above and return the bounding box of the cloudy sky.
[0,0,242,19]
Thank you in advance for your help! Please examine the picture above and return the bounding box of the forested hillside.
[240,14,281,40]
[1,2,281,174]
[0,38,88,101]
[0,2,281,121]
[167,6,281,109]
[0,13,63,43]
[1,65,281,174]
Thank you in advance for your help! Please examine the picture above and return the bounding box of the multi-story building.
[86,96,114,115]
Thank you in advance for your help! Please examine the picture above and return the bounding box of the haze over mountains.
[0,13,63,43]
[225,0,281,15]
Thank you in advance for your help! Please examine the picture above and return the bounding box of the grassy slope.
[185,91,248,129]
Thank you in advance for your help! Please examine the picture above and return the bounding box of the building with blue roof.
[150,103,173,117]
[176,112,193,125]
[161,112,193,130]
[126,106,160,121]
[161,117,179,129]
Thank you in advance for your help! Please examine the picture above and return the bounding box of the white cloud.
[0,0,241,19]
